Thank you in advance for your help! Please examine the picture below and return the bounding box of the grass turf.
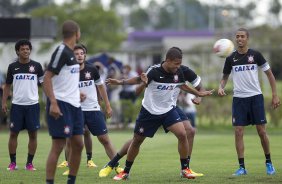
[0,128,281,184]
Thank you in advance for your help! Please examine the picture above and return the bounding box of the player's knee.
[28,133,37,140]
[234,128,244,137]
[186,127,195,137]
[77,141,84,151]
[84,129,91,137]
[99,137,110,146]
[132,135,145,146]
[73,143,84,153]
[71,139,84,152]
[9,132,18,139]
[176,131,187,141]
[257,128,267,138]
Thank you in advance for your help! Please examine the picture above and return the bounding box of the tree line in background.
[0,0,282,79]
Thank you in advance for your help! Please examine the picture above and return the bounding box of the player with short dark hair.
[59,44,123,175]
[107,47,212,180]
[218,28,280,176]
[100,48,209,178]
[44,20,84,184]
[2,39,44,171]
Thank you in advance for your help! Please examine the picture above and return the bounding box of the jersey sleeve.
[181,66,201,87]
[223,57,232,75]
[5,64,13,84]
[47,45,67,74]
[37,63,44,83]
[92,66,103,85]
[145,66,155,85]
[256,51,270,71]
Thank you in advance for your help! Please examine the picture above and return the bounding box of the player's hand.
[140,73,148,84]
[49,102,63,120]
[218,88,226,96]
[80,92,86,102]
[1,102,8,114]
[197,89,214,97]
[192,96,202,105]
[105,78,121,85]
[272,95,280,109]
[105,106,112,119]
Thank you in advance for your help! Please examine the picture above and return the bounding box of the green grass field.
[0,129,281,184]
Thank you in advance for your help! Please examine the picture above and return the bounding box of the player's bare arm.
[134,73,148,96]
[43,71,63,119]
[106,76,142,85]
[193,82,205,105]
[135,82,146,96]
[180,84,213,98]
[80,92,86,102]
[97,84,112,118]
[218,74,229,96]
[264,69,281,109]
[140,73,148,84]
[1,84,11,113]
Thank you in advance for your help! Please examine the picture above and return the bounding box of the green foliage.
[130,8,150,29]
[110,0,138,9]
[196,94,282,128]
[30,2,125,54]
[270,0,281,16]
[107,0,260,31]
[119,98,142,128]
[251,26,282,79]
[21,0,54,13]
[154,0,210,30]
[37,42,54,54]
[197,94,232,127]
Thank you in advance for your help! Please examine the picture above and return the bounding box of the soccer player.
[100,66,208,178]
[106,47,212,180]
[2,39,44,171]
[44,20,84,184]
[60,44,124,175]
[218,28,280,176]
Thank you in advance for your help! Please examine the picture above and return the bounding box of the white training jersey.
[223,49,270,98]
[6,60,44,105]
[142,63,186,115]
[79,64,103,111]
[47,44,81,107]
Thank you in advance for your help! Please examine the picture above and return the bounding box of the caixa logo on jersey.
[70,67,80,73]
[234,65,255,72]
[79,80,93,88]
[157,85,175,90]
[15,74,35,80]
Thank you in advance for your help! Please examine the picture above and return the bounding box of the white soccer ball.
[213,38,234,58]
